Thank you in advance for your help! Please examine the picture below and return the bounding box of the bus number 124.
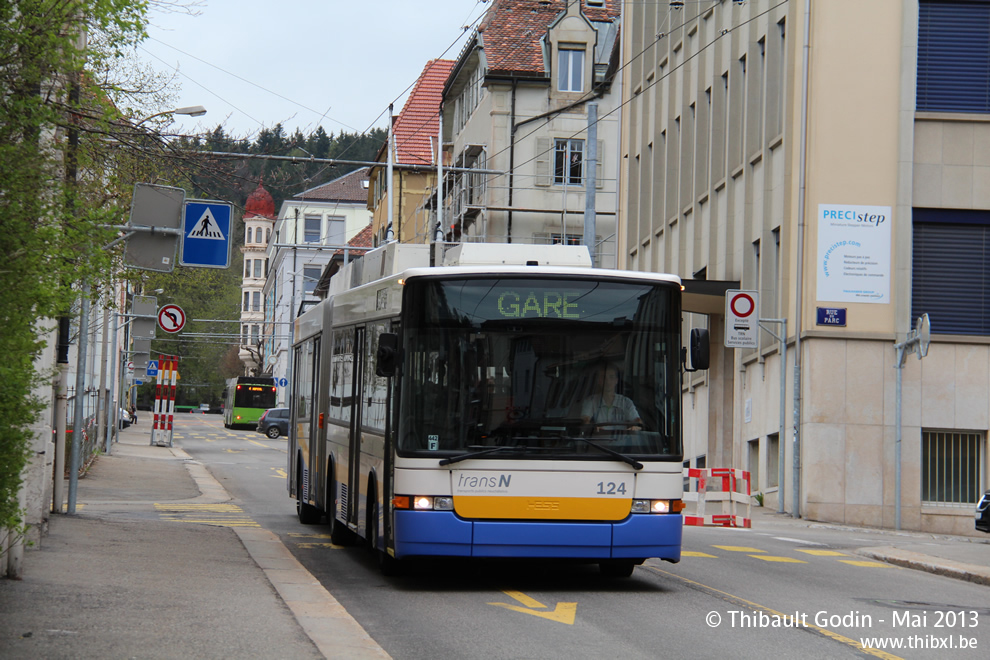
[597,482,627,495]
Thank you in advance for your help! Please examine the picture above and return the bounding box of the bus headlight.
[631,499,683,514]
[400,496,454,511]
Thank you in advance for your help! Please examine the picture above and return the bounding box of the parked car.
[119,408,132,429]
[977,491,990,533]
[256,407,289,439]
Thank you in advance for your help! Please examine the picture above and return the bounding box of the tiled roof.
[293,167,370,203]
[480,0,619,76]
[393,59,456,165]
[334,222,373,257]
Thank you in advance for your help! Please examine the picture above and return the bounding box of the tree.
[0,0,207,545]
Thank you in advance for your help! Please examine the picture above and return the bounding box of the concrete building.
[263,168,372,405]
[437,0,622,267]
[618,0,988,534]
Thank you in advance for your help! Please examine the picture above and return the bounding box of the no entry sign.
[725,290,759,348]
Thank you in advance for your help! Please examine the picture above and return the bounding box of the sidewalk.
[743,506,990,587]
[0,424,390,660]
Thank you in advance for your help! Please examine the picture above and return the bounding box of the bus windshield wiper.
[439,445,520,466]
[561,436,643,470]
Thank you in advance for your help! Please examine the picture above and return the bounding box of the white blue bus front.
[387,271,693,574]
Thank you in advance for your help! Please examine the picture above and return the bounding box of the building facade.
[263,168,372,405]
[368,59,454,246]
[438,0,622,267]
[619,0,989,534]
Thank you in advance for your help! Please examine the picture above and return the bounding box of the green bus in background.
[223,376,277,429]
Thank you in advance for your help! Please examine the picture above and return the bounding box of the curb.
[177,446,392,659]
[858,546,990,587]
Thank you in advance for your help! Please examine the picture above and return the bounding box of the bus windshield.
[398,276,682,460]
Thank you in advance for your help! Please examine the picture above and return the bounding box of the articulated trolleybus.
[288,242,708,576]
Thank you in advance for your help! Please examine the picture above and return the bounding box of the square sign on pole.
[125,183,184,272]
[131,295,157,341]
[181,200,232,268]
[725,289,760,349]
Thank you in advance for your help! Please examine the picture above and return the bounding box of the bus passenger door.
[310,337,326,508]
[294,340,318,503]
[346,327,366,530]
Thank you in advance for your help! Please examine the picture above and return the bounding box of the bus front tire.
[368,493,403,576]
[297,497,322,525]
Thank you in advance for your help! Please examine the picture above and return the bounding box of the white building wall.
[261,196,372,405]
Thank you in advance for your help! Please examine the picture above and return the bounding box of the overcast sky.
[139,0,486,139]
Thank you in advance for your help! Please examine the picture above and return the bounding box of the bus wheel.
[297,496,322,525]
[599,560,636,578]
[369,495,403,576]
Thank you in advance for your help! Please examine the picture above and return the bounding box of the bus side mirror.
[684,328,710,372]
[376,332,399,377]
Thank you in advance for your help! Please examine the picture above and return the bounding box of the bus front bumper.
[393,510,682,562]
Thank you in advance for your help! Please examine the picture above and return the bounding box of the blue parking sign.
[181,200,232,268]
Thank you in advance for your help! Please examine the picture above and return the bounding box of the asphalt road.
[173,415,990,660]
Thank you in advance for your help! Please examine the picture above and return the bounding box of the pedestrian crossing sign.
[180,200,232,269]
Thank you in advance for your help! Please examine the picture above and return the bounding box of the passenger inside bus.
[580,363,642,432]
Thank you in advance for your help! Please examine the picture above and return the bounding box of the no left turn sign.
[158,304,186,334]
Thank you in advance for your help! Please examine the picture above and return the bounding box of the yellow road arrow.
[488,590,577,624]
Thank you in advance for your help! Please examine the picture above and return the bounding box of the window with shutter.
[912,208,990,335]
[535,137,551,187]
[917,1,990,113]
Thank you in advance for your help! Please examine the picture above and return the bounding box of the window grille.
[922,430,984,506]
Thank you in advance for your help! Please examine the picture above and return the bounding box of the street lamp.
[135,105,207,126]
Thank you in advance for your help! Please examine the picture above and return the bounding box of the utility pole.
[894,313,930,530]
[583,102,598,264]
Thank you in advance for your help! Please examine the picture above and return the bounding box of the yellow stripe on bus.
[454,496,631,520]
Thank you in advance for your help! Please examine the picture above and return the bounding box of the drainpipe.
[792,0,812,519]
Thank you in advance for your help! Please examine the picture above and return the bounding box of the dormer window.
[558,44,585,92]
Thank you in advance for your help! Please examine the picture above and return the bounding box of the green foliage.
[0,1,386,529]
[175,125,387,213]
[0,0,153,531]
[138,263,244,408]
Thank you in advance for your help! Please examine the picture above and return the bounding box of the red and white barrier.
[151,355,178,447]
[682,467,752,528]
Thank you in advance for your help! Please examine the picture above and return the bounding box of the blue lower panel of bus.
[393,511,682,561]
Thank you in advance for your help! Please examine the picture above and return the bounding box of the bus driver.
[580,363,642,431]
